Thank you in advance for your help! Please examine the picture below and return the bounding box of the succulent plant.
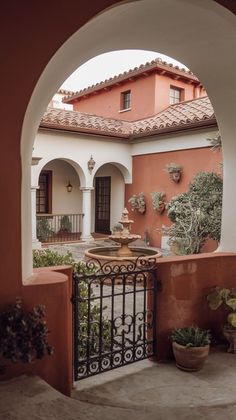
[171,326,211,348]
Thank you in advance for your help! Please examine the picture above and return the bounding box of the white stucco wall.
[131,128,218,156]
[43,159,82,214]
[32,130,132,188]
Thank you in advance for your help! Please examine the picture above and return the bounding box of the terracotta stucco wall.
[73,73,157,120]
[72,72,206,121]
[154,74,205,115]
[125,146,222,249]
[155,253,236,360]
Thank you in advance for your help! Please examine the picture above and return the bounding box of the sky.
[60,50,188,92]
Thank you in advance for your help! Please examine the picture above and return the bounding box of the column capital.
[31,185,39,190]
[80,187,94,192]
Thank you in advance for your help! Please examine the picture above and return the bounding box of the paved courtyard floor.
[1,349,236,420]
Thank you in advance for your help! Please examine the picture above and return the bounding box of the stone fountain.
[85,208,162,262]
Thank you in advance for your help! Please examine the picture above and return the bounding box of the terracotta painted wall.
[72,72,205,121]
[154,74,205,115]
[73,73,157,120]
[0,0,234,398]
[155,253,236,360]
[125,146,222,249]
[0,0,120,396]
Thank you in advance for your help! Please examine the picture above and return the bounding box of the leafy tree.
[166,172,223,254]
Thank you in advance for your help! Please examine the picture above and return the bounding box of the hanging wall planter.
[151,191,166,214]
[166,162,183,182]
[128,192,146,214]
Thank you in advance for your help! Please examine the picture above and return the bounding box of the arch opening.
[22,0,236,278]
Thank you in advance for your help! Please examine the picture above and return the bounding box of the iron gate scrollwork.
[72,257,159,381]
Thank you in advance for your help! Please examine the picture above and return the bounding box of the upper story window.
[120,90,131,111]
[170,86,183,105]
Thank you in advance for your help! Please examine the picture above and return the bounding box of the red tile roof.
[40,96,216,139]
[41,108,130,138]
[132,96,215,137]
[63,58,201,104]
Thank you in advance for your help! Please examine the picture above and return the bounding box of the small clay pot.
[170,171,181,182]
[158,201,165,214]
[172,342,210,371]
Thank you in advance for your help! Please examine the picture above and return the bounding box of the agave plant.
[207,287,236,328]
[171,326,211,348]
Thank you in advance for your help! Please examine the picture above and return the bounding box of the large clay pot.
[172,342,210,371]
[223,327,236,353]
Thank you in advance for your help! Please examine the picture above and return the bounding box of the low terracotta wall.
[155,253,236,360]
[0,265,73,396]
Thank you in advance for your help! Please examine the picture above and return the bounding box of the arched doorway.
[32,158,84,244]
[21,0,236,277]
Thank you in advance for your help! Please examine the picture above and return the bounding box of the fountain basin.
[84,246,162,263]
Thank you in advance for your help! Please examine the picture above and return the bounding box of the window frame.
[36,170,52,214]
[120,89,131,111]
[169,86,184,105]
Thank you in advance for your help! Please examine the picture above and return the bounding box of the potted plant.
[128,192,146,214]
[207,287,236,353]
[0,298,53,373]
[59,215,72,233]
[166,162,183,182]
[151,191,166,213]
[171,326,211,371]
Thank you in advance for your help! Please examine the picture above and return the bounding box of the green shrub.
[33,249,74,268]
[166,171,223,254]
[36,217,54,241]
[0,298,53,372]
[59,215,72,232]
[33,248,110,358]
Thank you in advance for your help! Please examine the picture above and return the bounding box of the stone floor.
[1,349,236,420]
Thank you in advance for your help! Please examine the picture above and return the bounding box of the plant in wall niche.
[207,287,236,353]
[151,191,166,213]
[128,192,146,214]
[171,326,211,371]
[165,162,183,182]
[0,298,53,373]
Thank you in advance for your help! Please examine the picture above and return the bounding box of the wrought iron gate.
[72,258,159,381]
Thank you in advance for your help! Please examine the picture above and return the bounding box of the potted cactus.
[171,326,211,371]
[207,287,236,353]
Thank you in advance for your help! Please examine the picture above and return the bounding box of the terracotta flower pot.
[172,342,210,372]
[158,201,165,214]
[170,171,181,182]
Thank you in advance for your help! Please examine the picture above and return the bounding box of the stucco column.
[31,186,41,249]
[80,187,94,241]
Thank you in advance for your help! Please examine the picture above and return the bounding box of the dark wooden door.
[95,177,111,234]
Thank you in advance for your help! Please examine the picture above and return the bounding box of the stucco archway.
[22,0,236,278]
